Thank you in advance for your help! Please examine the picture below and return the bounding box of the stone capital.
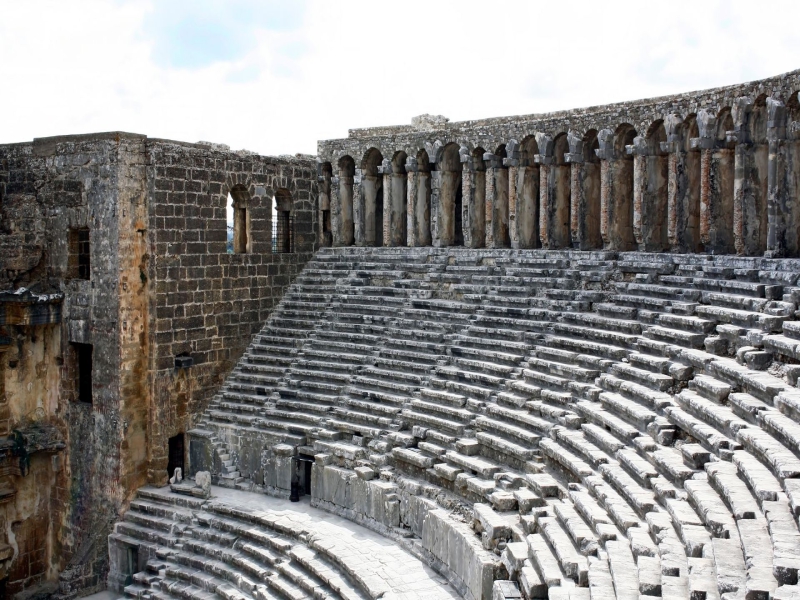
[533,154,553,165]
[564,153,583,164]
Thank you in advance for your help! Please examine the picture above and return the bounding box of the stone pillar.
[430,170,443,247]
[564,132,583,248]
[330,175,342,246]
[766,97,788,257]
[535,158,552,248]
[507,162,519,249]
[732,96,753,255]
[353,168,365,246]
[484,153,498,248]
[461,160,475,248]
[317,165,332,247]
[596,129,614,248]
[684,111,715,253]
[628,136,647,249]
[380,160,392,247]
[406,157,419,247]
[666,148,681,249]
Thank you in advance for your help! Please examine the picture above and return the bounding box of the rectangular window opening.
[68,228,91,280]
[233,206,248,253]
[72,342,93,404]
[272,212,294,253]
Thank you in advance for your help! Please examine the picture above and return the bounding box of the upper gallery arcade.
[317,69,800,257]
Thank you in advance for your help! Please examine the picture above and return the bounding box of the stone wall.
[145,139,318,485]
[0,133,147,596]
[0,133,319,597]
[318,68,800,258]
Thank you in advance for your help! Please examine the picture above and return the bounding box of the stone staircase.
[109,486,457,600]
[119,247,800,600]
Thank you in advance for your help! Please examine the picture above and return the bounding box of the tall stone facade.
[318,69,800,259]
[0,133,317,596]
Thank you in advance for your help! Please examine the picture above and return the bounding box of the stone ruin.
[1,70,800,599]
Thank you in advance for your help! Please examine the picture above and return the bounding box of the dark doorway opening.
[125,545,139,585]
[167,433,185,480]
[297,455,314,496]
[454,179,464,246]
[72,342,93,404]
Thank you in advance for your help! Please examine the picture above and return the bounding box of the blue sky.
[1,0,799,155]
[143,0,307,69]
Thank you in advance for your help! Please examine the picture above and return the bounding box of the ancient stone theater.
[0,69,799,600]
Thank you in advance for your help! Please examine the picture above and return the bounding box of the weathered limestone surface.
[0,133,318,597]
[8,69,800,600]
[184,243,800,600]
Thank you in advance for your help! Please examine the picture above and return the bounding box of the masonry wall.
[144,140,318,485]
[0,133,148,596]
[0,133,320,597]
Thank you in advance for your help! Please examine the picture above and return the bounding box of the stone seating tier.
[117,247,800,600]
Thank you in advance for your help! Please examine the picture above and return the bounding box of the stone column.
[732,96,753,255]
[628,136,647,250]
[380,159,392,247]
[406,157,419,247]
[534,157,552,248]
[663,114,684,250]
[687,110,715,253]
[596,129,614,248]
[507,161,519,249]
[430,170,443,247]
[766,98,788,257]
[353,168,365,246]
[330,175,342,246]
[564,132,583,248]
[484,153,498,248]
[461,159,475,248]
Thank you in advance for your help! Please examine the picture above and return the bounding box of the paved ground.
[91,485,460,600]
[209,486,461,599]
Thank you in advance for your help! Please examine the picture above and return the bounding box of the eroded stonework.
[4,70,800,600]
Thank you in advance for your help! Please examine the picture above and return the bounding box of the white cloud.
[1,0,799,156]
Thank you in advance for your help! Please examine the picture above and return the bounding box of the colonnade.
[319,95,800,256]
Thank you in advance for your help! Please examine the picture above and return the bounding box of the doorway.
[167,433,185,480]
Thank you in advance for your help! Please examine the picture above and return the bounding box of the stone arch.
[389,151,408,246]
[415,149,432,246]
[580,129,601,249]
[548,133,571,248]
[746,95,769,255]
[642,119,669,251]
[610,123,637,250]
[517,136,540,249]
[338,155,356,246]
[361,148,384,247]
[435,143,463,246]
[470,147,487,248]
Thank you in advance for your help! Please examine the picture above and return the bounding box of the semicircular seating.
[116,247,800,600]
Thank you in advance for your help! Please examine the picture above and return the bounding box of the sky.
[1,0,799,156]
